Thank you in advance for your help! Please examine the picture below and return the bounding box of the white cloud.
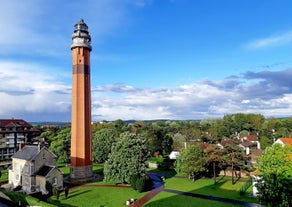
[246,31,292,49]
[0,61,71,121]
[1,61,292,121]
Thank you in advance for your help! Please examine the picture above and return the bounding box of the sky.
[1,0,292,122]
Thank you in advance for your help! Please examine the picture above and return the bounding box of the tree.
[92,128,117,163]
[64,186,69,199]
[222,139,248,184]
[49,127,71,163]
[255,144,292,206]
[103,132,150,183]
[172,132,185,150]
[205,145,224,183]
[175,145,206,181]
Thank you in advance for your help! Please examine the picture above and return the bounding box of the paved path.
[130,185,165,207]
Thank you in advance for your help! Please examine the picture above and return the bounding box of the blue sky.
[1,0,292,122]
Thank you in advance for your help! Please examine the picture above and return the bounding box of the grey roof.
[12,145,39,160]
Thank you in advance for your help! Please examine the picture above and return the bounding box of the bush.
[130,174,140,190]
[239,178,252,195]
[136,176,146,193]
[53,187,60,200]
[135,175,153,193]
[46,181,53,195]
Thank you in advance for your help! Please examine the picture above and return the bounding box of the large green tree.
[222,139,248,184]
[92,128,117,163]
[49,127,71,163]
[103,132,150,183]
[175,145,206,181]
[256,144,292,207]
[205,145,224,183]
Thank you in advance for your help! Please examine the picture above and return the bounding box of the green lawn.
[47,176,258,207]
[0,169,8,183]
[57,163,104,177]
[164,177,257,203]
[3,166,259,207]
[144,192,241,207]
[48,185,147,207]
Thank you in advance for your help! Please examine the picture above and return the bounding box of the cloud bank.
[2,59,292,121]
[91,68,292,121]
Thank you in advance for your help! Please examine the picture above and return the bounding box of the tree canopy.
[175,145,206,181]
[49,127,71,163]
[103,132,150,183]
[92,128,117,163]
[255,144,292,206]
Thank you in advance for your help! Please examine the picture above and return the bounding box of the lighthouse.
[70,19,93,181]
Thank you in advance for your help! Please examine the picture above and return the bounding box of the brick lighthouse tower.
[70,19,93,181]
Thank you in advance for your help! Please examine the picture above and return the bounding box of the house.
[169,150,180,159]
[239,134,261,151]
[274,138,292,146]
[0,119,38,160]
[8,145,63,194]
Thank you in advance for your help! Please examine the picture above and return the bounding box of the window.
[25,165,29,174]
[14,163,18,172]
[25,176,29,184]
[52,177,57,186]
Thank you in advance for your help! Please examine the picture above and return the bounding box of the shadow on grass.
[48,199,76,207]
[66,189,91,199]
[48,189,91,207]
[147,168,177,177]
[144,178,262,207]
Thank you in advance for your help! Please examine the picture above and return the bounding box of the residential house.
[274,138,292,146]
[0,119,38,160]
[8,145,63,194]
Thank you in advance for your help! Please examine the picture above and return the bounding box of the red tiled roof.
[279,138,292,145]
[240,134,259,141]
[0,119,32,128]
[241,140,253,147]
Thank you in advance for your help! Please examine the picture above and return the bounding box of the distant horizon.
[1,1,292,121]
[25,115,292,124]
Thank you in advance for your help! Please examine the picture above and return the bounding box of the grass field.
[144,192,242,207]
[48,185,147,207]
[0,169,8,183]
[3,164,259,207]
[47,176,258,207]
[164,177,257,203]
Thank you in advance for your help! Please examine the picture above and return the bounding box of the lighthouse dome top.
[71,19,92,50]
[74,19,89,33]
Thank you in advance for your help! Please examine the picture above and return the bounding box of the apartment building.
[0,119,38,160]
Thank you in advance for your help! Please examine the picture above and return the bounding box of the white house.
[169,151,180,159]
[8,145,63,194]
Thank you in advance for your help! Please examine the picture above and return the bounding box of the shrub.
[136,176,146,193]
[130,174,140,190]
[135,175,153,193]
[239,178,252,195]
[45,181,53,195]
[53,187,60,200]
